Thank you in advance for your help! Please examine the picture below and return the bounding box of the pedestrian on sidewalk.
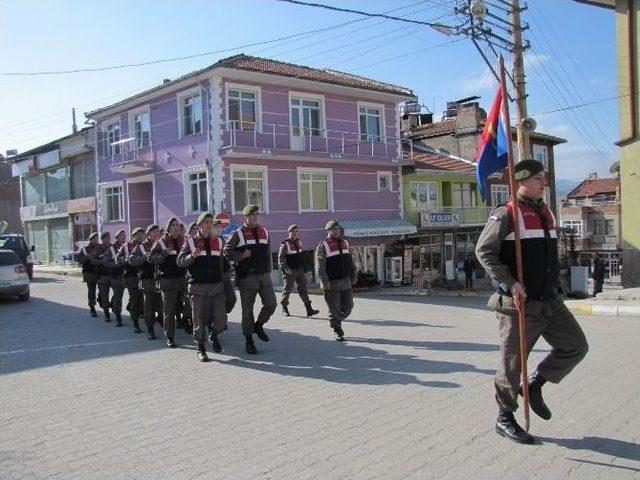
[592,253,605,298]
[315,219,356,342]
[77,232,100,318]
[476,159,589,445]
[223,204,276,355]
[278,224,319,318]
[463,254,477,290]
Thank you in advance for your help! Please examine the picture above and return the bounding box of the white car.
[0,249,30,301]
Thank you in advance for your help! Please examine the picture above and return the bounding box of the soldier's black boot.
[90,306,97,318]
[166,337,176,348]
[115,313,123,327]
[520,370,551,420]
[197,344,209,362]
[281,303,291,317]
[333,324,345,342]
[210,333,222,353]
[495,410,535,445]
[245,335,257,355]
[254,322,269,342]
[305,302,319,317]
[132,317,142,333]
[147,324,156,340]
[104,310,111,322]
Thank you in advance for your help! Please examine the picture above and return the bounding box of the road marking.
[0,339,144,355]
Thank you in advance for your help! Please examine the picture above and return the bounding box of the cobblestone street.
[1,274,639,479]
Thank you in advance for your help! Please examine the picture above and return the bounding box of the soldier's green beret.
[197,212,214,225]
[115,229,125,239]
[287,224,298,232]
[187,222,197,232]
[515,159,544,181]
[100,231,111,239]
[242,204,260,216]
[145,224,160,234]
[88,232,98,240]
[131,227,144,236]
[325,219,340,230]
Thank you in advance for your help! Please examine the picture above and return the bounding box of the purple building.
[87,55,417,282]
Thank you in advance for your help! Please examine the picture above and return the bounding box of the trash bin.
[570,266,589,296]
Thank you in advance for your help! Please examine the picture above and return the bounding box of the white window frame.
[99,181,124,223]
[230,164,269,214]
[177,86,203,139]
[297,167,334,213]
[563,220,583,238]
[289,91,327,138]
[225,82,262,133]
[182,167,209,214]
[533,144,549,170]
[357,101,386,142]
[410,181,438,211]
[128,105,151,149]
[490,184,509,206]
[103,117,121,156]
[377,171,393,192]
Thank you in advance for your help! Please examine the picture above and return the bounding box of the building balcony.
[419,206,492,228]
[101,137,154,174]
[220,122,401,164]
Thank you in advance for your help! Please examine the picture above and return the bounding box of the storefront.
[21,197,96,264]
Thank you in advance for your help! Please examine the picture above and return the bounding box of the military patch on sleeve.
[489,207,508,221]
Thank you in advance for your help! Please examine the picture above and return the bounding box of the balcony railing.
[100,136,153,173]
[221,121,400,160]
[420,206,492,227]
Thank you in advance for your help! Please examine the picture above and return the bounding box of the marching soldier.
[177,212,228,362]
[149,217,186,348]
[103,229,126,327]
[116,227,144,333]
[222,204,276,355]
[77,232,100,317]
[278,224,319,317]
[129,224,163,340]
[475,159,589,445]
[315,219,356,341]
[96,232,113,322]
[187,221,198,237]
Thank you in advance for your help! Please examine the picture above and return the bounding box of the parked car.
[0,249,30,301]
[0,234,34,280]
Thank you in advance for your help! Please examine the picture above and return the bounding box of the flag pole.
[498,54,530,432]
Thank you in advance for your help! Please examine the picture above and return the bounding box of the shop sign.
[421,211,461,227]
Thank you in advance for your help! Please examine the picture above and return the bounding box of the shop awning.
[340,219,417,238]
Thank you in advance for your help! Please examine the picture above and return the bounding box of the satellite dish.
[521,117,537,133]
[470,1,487,20]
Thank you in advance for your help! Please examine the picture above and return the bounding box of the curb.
[566,303,640,317]
[34,266,83,278]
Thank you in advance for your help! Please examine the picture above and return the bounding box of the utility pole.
[510,0,529,162]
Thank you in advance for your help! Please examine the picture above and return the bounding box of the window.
[490,184,509,206]
[410,182,438,211]
[592,219,614,236]
[228,90,256,131]
[298,169,331,212]
[106,121,121,155]
[291,97,322,137]
[232,168,266,213]
[606,219,615,235]
[533,144,549,170]
[563,220,583,237]
[45,166,69,203]
[23,174,45,206]
[452,183,477,207]
[134,111,151,148]
[377,171,392,192]
[181,92,202,137]
[359,105,382,141]
[186,170,208,213]
[71,156,96,199]
[102,185,123,222]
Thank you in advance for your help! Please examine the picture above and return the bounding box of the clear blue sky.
[0,0,618,182]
